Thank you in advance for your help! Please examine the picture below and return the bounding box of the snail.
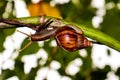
[0,16,92,52]
[17,24,92,52]
[54,25,92,52]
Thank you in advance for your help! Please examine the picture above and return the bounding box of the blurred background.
[0,0,120,80]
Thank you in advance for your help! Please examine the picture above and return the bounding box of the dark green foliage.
[18,38,40,60]
[101,8,120,41]
[0,29,15,52]
[0,1,15,52]
[115,67,120,78]
[57,0,96,27]
[90,65,111,80]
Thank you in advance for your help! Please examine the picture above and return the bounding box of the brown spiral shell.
[54,25,92,52]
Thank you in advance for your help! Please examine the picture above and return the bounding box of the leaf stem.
[75,24,120,52]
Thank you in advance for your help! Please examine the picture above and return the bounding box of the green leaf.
[0,30,5,52]
[90,65,111,80]
[14,59,24,79]
[18,38,39,59]
[101,9,120,41]
[0,70,15,80]
[0,29,15,52]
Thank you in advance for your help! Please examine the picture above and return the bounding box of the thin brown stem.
[0,18,35,29]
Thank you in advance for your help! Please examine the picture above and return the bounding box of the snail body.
[54,25,92,52]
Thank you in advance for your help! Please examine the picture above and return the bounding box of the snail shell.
[54,25,92,52]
